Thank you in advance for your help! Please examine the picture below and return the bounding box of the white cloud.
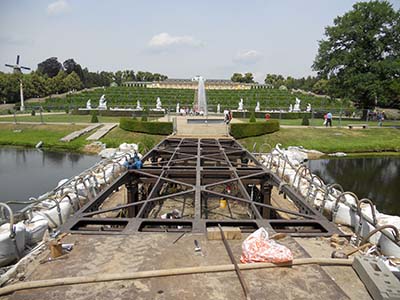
[233,50,263,64]
[47,0,70,15]
[148,32,203,49]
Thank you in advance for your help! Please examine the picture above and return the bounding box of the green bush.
[141,115,148,121]
[91,111,99,123]
[31,110,36,116]
[249,113,256,123]
[119,117,173,135]
[230,120,280,139]
[302,115,310,126]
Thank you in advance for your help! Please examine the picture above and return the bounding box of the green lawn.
[0,114,122,123]
[239,127,400,153]
[0,123,166,153]
[1,119,399,155]
[100,127,165,153]
[238,118,400,127]
[0,123,89,152]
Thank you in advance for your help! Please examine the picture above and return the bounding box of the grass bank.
[239,127,400,154]
[100,127,165,153]
[0,114,122,123]
[1,123,399,155]
[0,123,89,152]
[0,124,165,154]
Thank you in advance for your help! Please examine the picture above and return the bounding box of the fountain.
[186,76,224,124]
[196,76,207,116]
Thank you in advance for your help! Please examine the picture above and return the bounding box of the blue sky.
[1,0,399,82]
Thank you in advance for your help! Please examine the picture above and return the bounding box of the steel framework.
[62,138,342,237]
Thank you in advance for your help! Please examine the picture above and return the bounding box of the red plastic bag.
[240,228,293,264]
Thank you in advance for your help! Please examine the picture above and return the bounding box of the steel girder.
[61,138,342,237]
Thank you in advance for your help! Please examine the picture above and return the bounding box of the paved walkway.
[86,123,118,141]
[172,116,229,137]
[60,124,102,142]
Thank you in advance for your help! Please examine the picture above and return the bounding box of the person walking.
[326,112,332,127]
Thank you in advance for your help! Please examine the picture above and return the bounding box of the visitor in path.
[228,110,233,124]
[326,112,332,127]
[224,110,229,124]
[377,111,384,127]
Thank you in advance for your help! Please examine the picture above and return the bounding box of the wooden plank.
[270,188,299,219]
[86,123,117,141]
[60,124,102,142]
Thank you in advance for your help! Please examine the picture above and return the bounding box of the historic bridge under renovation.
[62,138,342,238]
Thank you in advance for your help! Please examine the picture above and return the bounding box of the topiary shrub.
[301,115,310,126]
[120,118,173,135]
[141,115,148,122]
[249,113,256,123]
[230,120,280,139]
[31,110,36,116]
[91,111,99,123]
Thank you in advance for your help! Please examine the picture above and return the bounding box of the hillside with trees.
[0,57,168,104]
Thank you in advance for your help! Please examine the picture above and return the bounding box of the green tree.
[243,72,254,83]
[231,73,244,82]
[313,1,400,109]
[48,70,67,94]
[113,71,123,86]
[249,112,256,123]
[91,111,99,123]
[63,59,84,82]
[64,71,83,91]
[312,79,329,95]
[264,74,285,88]
[37,57,63,78]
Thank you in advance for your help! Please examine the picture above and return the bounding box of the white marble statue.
[217,103,221,114]
[289,104,293,112]
[306,103,311,112]
[156,97,162,110]
[238,98,244,111]
[176,103,180,114]
[136,100,142,110]
[293,98,301,112]
[86,99,92,109]
[255,101,260,112]
[98,94,107,109]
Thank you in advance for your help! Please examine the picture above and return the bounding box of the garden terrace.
[38,86,348,111]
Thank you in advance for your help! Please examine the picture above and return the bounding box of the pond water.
[307,157,400,216]
[0,148,99,208]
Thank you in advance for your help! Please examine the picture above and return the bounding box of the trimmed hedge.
[232,111,314,119]
[119,117,173,135]
[230,120,280,139]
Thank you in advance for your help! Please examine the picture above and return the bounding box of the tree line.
[0,57,168,104]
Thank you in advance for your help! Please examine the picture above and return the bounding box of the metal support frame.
[61,138,342,237]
